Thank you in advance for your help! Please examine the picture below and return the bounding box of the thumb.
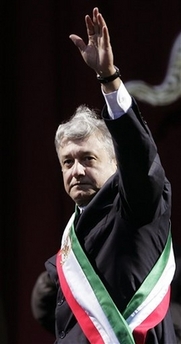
[69,34,86,52]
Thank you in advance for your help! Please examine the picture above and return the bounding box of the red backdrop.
[1,0,181,343]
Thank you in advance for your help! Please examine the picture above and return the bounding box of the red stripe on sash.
[57,253,105,344]
[133,287,171,344]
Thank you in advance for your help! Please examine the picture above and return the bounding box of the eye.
[63,159,73,168]
[85,156,94,160]
[84,156,96,165]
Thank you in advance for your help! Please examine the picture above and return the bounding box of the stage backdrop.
[1,0,181,343]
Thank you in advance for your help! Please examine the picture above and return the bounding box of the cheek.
[90,169,108,188]
[62,173,71,191]
[99,164,116,183]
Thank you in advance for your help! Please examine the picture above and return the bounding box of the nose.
[71,160,85,177]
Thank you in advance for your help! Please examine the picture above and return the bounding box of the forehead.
[59,134,105,156]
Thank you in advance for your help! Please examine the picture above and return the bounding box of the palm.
[82,38,110,72]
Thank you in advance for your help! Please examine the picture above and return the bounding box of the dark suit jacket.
[44,101,176,343]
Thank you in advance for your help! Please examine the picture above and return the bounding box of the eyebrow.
[62,150,97,158]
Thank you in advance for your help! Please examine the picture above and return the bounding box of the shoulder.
[45,254,57,285]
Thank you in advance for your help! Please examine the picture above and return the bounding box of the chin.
[72,192,95,206]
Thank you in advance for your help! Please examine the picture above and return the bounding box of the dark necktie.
[74,205,81,228]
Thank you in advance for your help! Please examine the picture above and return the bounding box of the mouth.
[72,182,86,187]
[71,182,89,190]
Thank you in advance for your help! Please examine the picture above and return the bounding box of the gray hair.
[55,105,115,160]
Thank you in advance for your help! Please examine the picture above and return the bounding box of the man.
[31,7,176,344]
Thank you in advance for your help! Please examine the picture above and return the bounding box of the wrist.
[97,66,121,84]
[102,77,121,94]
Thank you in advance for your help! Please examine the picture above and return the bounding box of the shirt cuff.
[102,82,132,119]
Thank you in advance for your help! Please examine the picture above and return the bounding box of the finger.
[92,7,100,35]
[85,15,95,37]
[93,7,99,24]
[93,9,107,37]
[97,13,107,31]
[102,25,110,47]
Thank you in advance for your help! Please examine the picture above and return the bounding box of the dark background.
[1,0,181,343]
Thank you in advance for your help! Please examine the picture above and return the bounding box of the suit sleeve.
[31,271,56,334]
[102,99,171,225]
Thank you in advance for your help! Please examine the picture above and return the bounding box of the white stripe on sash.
[62,248,122,344]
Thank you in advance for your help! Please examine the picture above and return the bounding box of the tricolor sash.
[56,211,175,344]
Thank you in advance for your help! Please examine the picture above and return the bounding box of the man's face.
[58,134,117,206]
